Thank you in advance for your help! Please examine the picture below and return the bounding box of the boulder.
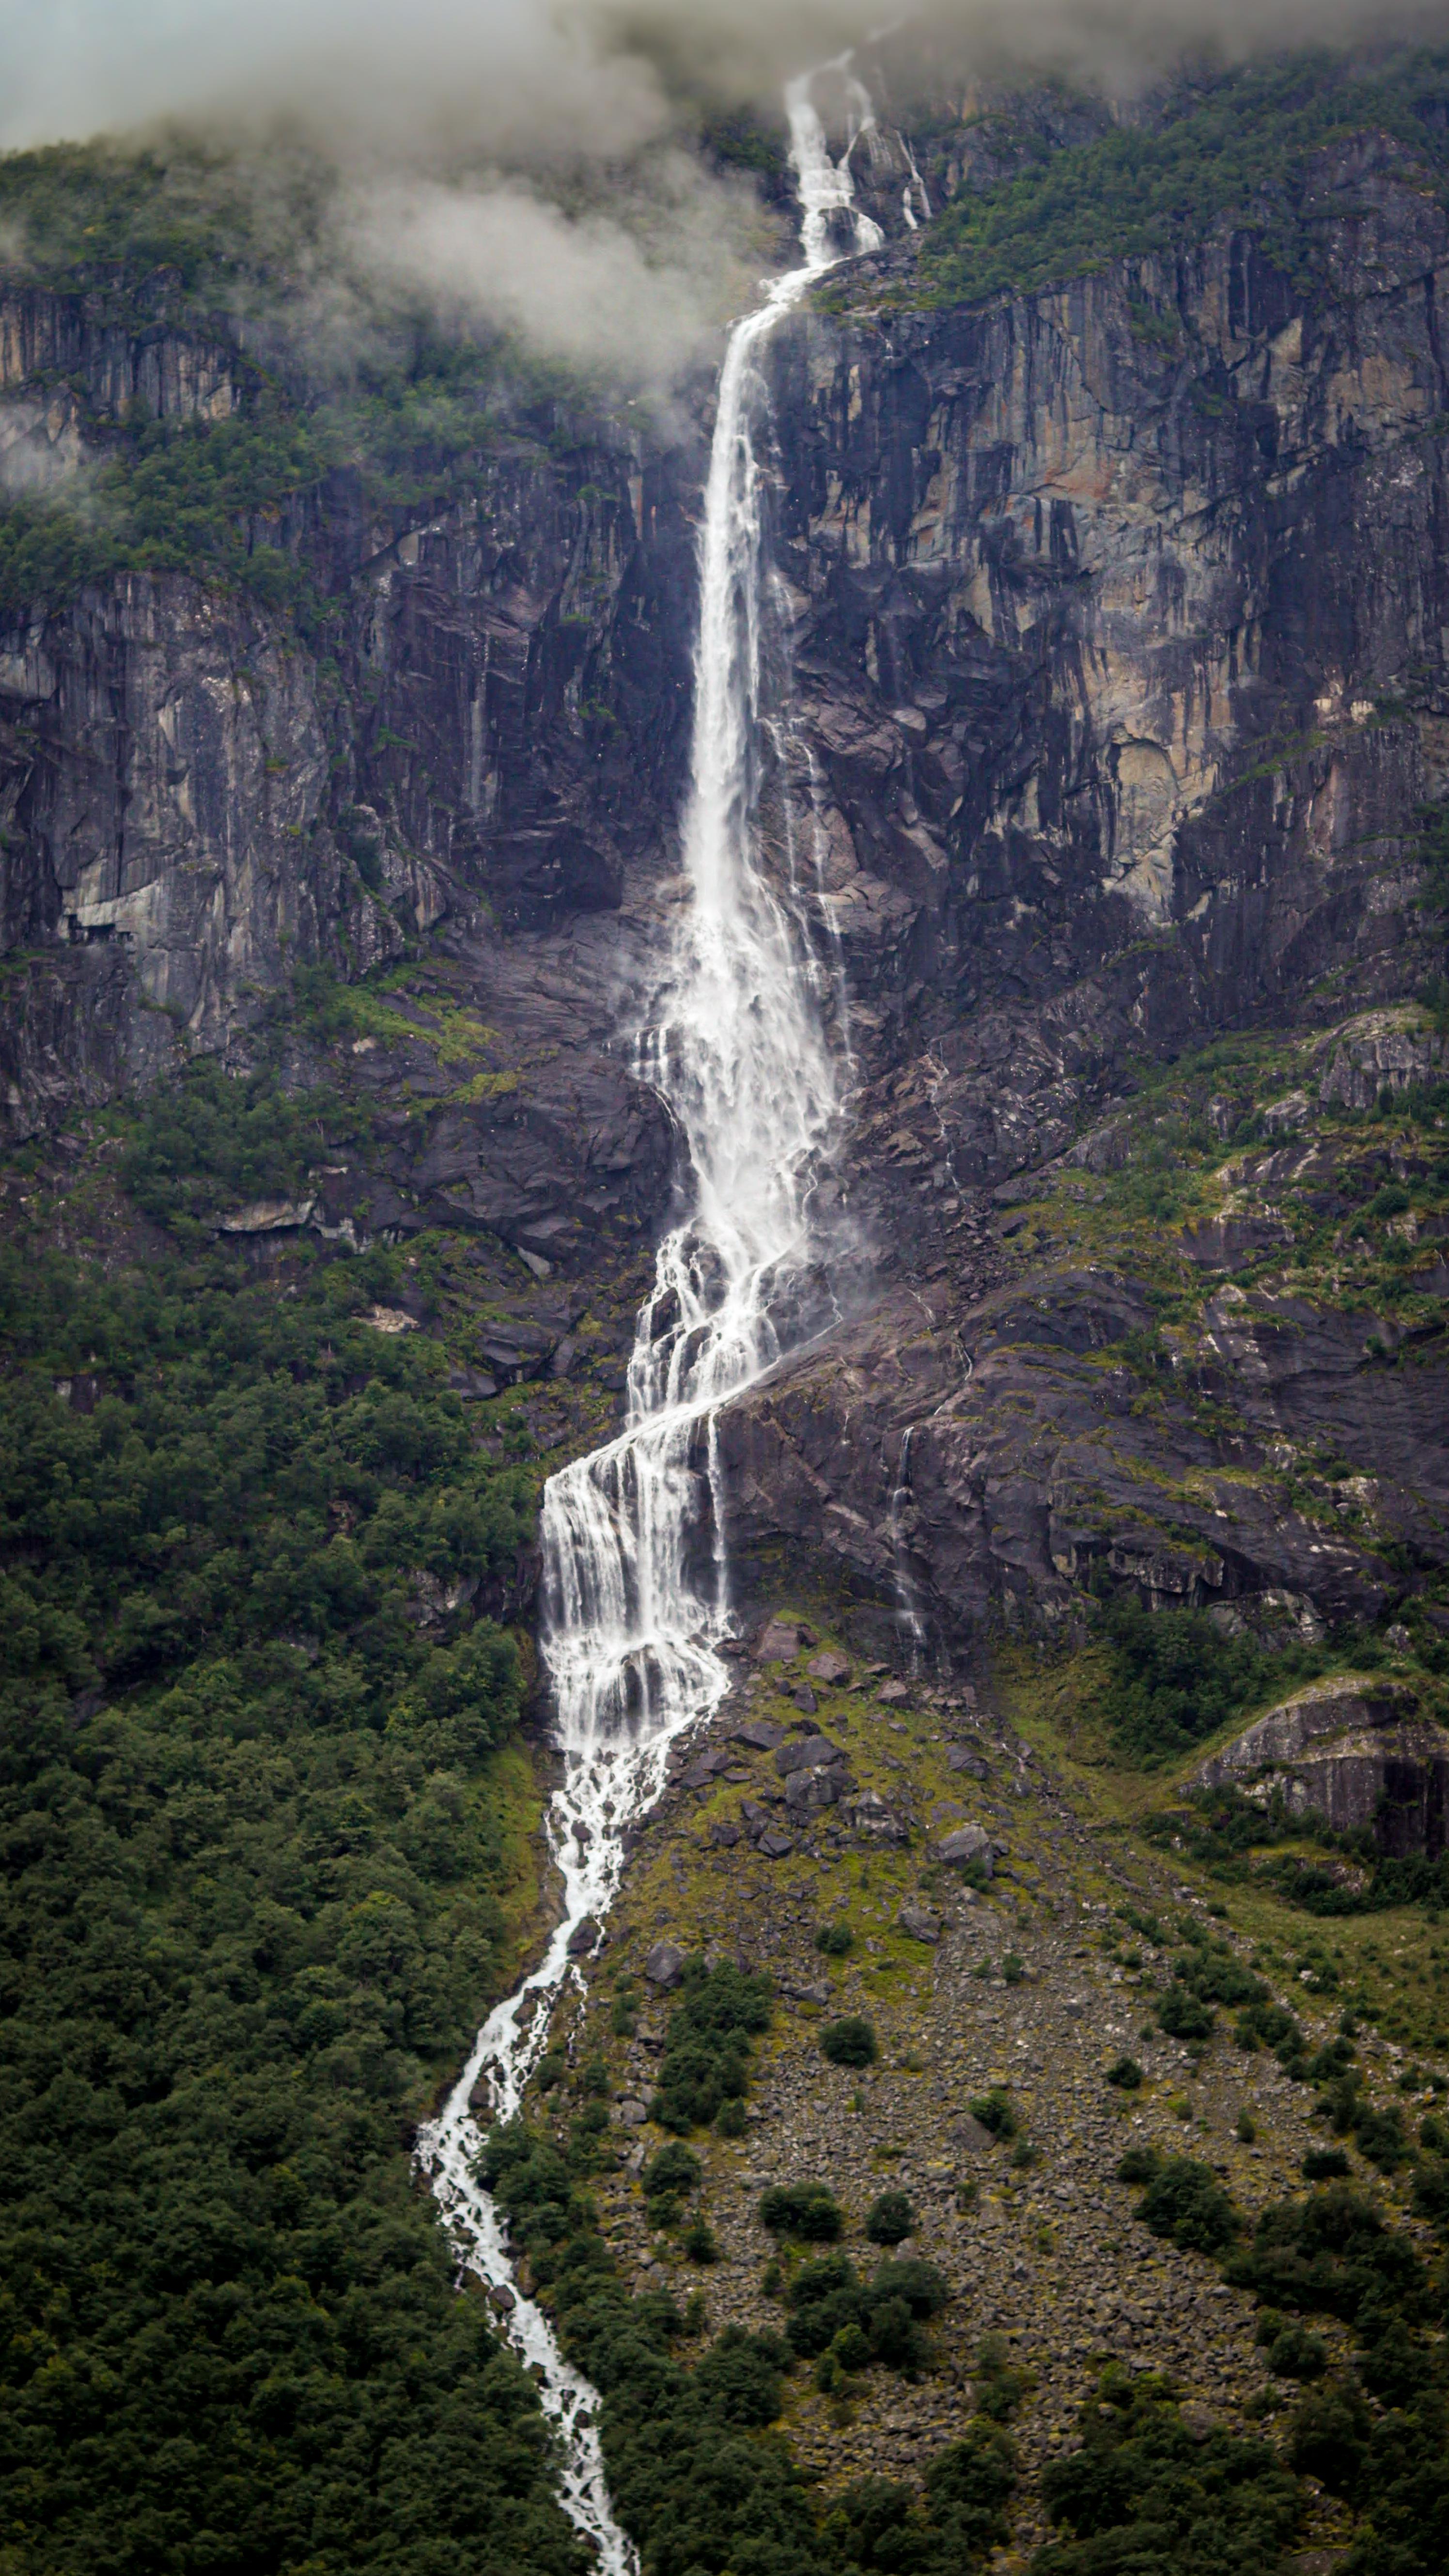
[755,1619,801,1662]
[643,1940,686,1989]
[758,1829,796,1858]
[808,1650,853,1686]
[938,1823,994,1874]
[567,1915,603,1957]
[785,1765,846,1816]
[732,1717,785,1751]
[876,1679,911,1706]
[947,1745,989,1777]
[709,1819,742,1848]
[848,1790,911,1846]
[1197,1675,1447,1853]
[897,1900,942,1944]
[775,1735,845,1777]
[792,1682,818,1715]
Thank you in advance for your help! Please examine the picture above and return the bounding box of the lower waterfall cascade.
[416,61,883,2572]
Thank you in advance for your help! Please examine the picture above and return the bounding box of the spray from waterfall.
[417,61,881,2573]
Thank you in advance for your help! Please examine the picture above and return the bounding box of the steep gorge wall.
[1,133,1448,1652]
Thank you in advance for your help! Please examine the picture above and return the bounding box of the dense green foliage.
[916,50,1449,312]
[822,2426,1019,2576]
[785,2251,950,2384]
[1104,2145,1449,2575]
[1033,2365,1302,2576]
[820,2014,877,2068]
[865,2189,916,2245]
[649,1958,772,2134]
[758,2181,843,2244]
[1096,1599,1323,1764]
[0,1102,578,2569]
[1164,1779,1449,1919]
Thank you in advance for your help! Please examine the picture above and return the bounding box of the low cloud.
[343,156,762,390]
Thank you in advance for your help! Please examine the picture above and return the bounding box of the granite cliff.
[3,50,1449,2575]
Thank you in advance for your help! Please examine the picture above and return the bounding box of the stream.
[415,60,883,2569]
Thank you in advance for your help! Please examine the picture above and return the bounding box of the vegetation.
[821,2014,878,2068]
[865,2189,916,2245]
[484,2118,1006,2576]
[0,135,600,626]
[648,1958,773,2134]
[1095,1597,1323,1765]
[1162,1780,1449,1920]
[913,50,1449,313]
[1033,2363,1302,2576]
[0,1081,579,2568]
[1102,2145,1449,2576]
[758,2182,844,2244]
[785,2252,951,2386]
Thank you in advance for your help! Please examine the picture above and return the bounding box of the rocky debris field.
[511,1618,1447,2563]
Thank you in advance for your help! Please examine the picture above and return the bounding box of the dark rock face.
[1198,1676,1449,1856]
[3,125,1449,1654]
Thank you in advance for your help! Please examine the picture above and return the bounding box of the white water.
[417,65,883,2574]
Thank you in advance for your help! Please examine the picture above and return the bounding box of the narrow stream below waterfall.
[416,60,884,2569]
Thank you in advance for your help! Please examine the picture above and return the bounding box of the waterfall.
[417,65,880,2573]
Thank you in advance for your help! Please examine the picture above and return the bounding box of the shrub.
[1266,2323,1328,2380]
[969,2088,1019,2140]
[1040,2364,1302,2571]
[1158,1985,1215,2041]
[822,2015,878,2068]
[1302,2146,1351,2181]
[759,2182,844,2242]
[1106,2055,1143,2090]
[786,2252,948,2376]
[866,2189,917,2245]
[1134,2158,1242,2257]
[815,1920,855,1956]
[650,1957,773,2132]
[643,2141,701,2202]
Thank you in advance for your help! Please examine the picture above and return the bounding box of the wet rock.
[643,1940,686,1989]
[567,1915,604,1957]
[775,1736,846,1777]
[897,1900,942,1944]
[807,1650,853,1685]
[938,1824,994,1874]
[682,1749,733,1789]
[947,1746,989,1778]
[785,1766,846,1818]
[848,1791,911,1846]
[487,2285,516,2314]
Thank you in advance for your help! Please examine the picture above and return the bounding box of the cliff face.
[2,126,1448,1646]
[711,136,1449,1647]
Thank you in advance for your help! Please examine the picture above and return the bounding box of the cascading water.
[417,63,882,2573]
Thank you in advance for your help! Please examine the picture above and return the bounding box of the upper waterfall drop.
[418,63,882,2576]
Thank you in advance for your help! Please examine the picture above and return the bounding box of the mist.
[2,0,1446,396]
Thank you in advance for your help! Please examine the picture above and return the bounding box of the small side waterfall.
[417,65,881,2574]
